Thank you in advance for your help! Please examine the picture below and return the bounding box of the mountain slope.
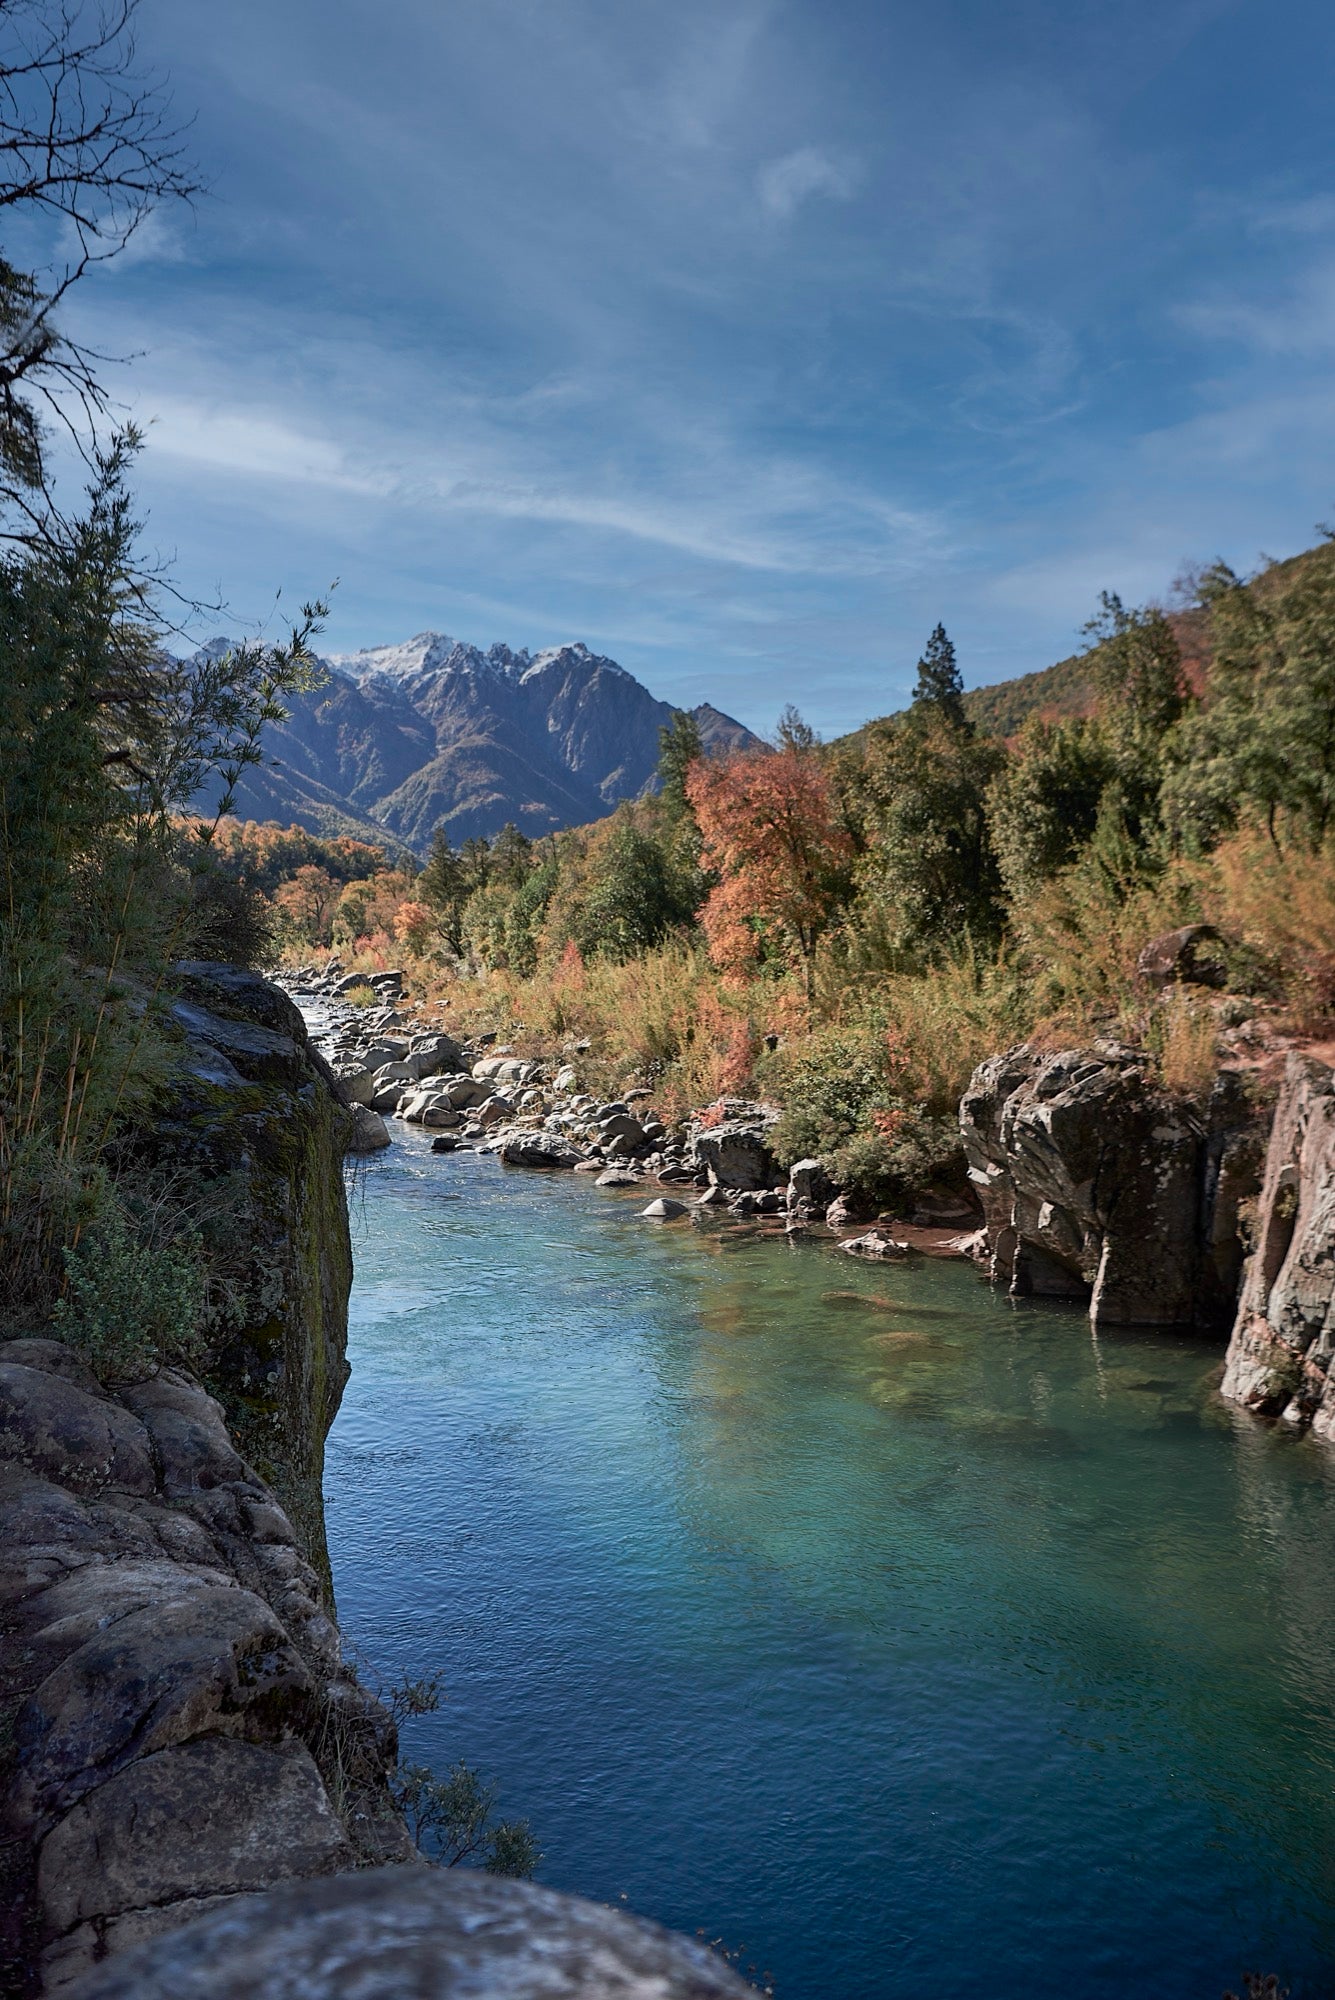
[211,633,762,851]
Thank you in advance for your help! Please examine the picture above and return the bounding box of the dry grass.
[1201,828,1335,1032]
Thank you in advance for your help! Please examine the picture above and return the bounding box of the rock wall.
[960,1042,1262,1330]
[0,1343,413,1994]
[0,965,414,1994]
[1221,1052,1335,1433]
[148,963,356,1583]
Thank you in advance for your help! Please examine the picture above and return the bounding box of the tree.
[568,808,697,962]
[986,716,1114,904]
[912,624,967,728]
[656,708,702,818]
[1161,542,1335,853]
[847,696,1004,958]
[775,702,817,753]
[686,744,852,999]
[0,0,199,506]
[0,445,323,1319]
[418,828,470,955]
[489,821,533,890]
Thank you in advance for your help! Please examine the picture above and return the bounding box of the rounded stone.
[61,1864,752,1998]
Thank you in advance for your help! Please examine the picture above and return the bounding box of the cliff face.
[1221,1052,1335,1433]
[150,964,355,1583]
[960,1043,1262,1330]
[0,966,411,1995]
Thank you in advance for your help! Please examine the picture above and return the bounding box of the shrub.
[53,1199,206,1381]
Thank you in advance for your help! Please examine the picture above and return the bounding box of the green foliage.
[418,828,481,956]
[656,709,702,819]
[569,810,700,963]
[844,704,1005,957]
[392,1760,540,1878]
[54,1198,206,1381]
[1162,541,1335,853]
[912,622,967,727]
[987,716,1114,903]
[0,439,325,1325]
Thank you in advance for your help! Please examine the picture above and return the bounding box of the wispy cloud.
[756,145,854,220]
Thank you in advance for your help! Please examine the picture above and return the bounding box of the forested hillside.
[229,540,1335,1212]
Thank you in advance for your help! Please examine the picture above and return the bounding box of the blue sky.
[48,0,1335,734]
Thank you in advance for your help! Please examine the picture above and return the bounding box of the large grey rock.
[60,1865,752,1999]
[786,1157,834,1222]
[1135,923,1228,989]
[0,1365,155,1496]
[689,1111,777,1192]
[960,1043,1260,1330]
[347,1105,392,1153]
[1221,1053,1335,1433]
[0,1348,410,1993]
[499,1133,583,1169]
[39,1735,350,1937]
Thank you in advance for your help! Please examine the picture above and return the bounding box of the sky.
[35,0,1335,734]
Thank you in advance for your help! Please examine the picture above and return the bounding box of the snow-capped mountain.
[208,633,760,852]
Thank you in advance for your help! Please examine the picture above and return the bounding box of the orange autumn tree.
[686,735,852,999]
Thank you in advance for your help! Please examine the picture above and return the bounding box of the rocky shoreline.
[294,961,1335,1433]
[291,965,978,1262]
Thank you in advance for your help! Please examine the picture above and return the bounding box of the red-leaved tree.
[686,746,852,998]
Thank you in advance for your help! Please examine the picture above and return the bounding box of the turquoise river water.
[324,1125,1335,1999]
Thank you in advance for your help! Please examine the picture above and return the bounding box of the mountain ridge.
[206,633,761,853]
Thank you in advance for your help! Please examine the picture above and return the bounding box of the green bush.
[54,1200,207,1381]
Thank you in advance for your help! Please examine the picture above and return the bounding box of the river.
[324,1122,1335,1999]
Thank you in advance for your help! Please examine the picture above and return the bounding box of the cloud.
[756,145,854,220]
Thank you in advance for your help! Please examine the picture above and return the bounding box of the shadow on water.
[324,1127,1335,2000]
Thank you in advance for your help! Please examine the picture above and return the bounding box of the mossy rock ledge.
[153,960,356,1584]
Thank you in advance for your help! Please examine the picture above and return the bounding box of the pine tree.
[912,625,967,728]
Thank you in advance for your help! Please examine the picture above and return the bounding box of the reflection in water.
[325,1129,1335,2000]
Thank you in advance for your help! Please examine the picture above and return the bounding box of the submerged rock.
[840,1230,911,1261]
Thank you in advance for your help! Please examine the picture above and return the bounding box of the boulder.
[441,1076,493,1110]
[691,1119,776,1192]
[330,1065,377,1108]
[472,1096,512,1130]
[786,1158,835,1222]
[596,1112,645,1147]
[641,1198,689,1220]
[1222,1053,1335,1433]
[825,1193,876,1229]
[840,1230,911,1261]
[595,1169,643,1188]
[346,1106,391,1154]
[498,1134,582,1170]
[960,1043,1261,1330]
[59,1864,753,2000]
[1136,923,1228,989]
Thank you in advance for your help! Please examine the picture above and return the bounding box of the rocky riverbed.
[288,965,977,1262]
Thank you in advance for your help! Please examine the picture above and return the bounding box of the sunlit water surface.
[324,1127,1335,1999]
